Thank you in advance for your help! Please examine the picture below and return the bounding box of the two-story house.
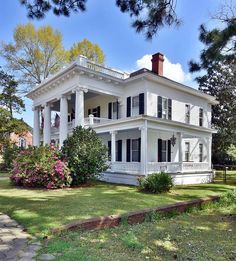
[27,53,218,185]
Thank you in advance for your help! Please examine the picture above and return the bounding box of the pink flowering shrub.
[10,145,72,189]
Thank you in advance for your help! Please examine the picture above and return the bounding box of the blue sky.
[0,0,223,126]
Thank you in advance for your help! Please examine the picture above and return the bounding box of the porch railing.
[84,116,112,126]
[77,55,129,79]
[147,162,182,173]
[108,162,141,174]
[182,162,209,172]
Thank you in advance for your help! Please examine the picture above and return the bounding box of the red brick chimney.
[151,53,164,76]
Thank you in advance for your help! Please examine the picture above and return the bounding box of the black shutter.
[168,99,172,120]
[97,106,101,118]
[108,102,112,119]
[158,139,162,162]
[138,138,141,162]
[126,139,131,162]
[117,140,122,162]
[88,109,91,116]
[116,101,119,119]
[139,93,144,115]
[127,97,131,117]
[158,96,162,118]
[168,140,171,162]
[108,141,111,159]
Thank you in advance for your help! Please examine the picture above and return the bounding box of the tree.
[0,69,25,117]
[20,0,180,39]
[0,107,28,146]
[62,126,108,185]
[69,39,105,64]
[189,2,236,164]
[0,23,68,90]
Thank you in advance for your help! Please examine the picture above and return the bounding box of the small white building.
[27,53,218,185]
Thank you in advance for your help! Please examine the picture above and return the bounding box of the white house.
[27,53,218,185]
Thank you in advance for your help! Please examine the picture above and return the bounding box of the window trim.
[184,142,190,162]
[185,104,190,124]
[199,108,203,127]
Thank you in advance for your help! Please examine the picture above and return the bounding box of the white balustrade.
[182,162,209,172]
[77,55,129,79]
[84,117,112,126]
[147,162,182,173]
[109,162,141,174]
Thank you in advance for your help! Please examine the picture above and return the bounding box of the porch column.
[74,87,88,127]
[33,106,40,146]
[59,95,68,147]
[110,131,117,163]
[140,120,148,175]
[207,136,212,170]
[43,103,51,145]
[177,132,183,172]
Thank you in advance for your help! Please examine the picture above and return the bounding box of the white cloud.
[136,54,194,86]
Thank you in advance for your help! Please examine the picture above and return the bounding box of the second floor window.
[157,96,172,120]
[185,142,190,162]
[162,98,168,119]
[199,143,203,162]
[132,96,139,116]
[199,108,203,126]
[185,104,190,124]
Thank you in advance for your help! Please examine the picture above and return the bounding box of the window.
[199,144,203,162]
[185,142,190,162]
[185,104,190,124]
[162,97,168,119]
[18,138,26,148]
[112,102,120,119]
[131,139,139,162]
[132,96,139,116]
[199,108,203,126]
[161,140,167,162]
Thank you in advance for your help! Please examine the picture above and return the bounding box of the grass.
[0,172,10,177]
[0,177,234,237]
[37,202,236,261]
[214,170,236,185]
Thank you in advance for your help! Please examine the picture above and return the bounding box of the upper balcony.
[77,55,129,80]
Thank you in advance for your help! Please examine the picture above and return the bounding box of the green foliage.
[0,23,69,90]
[220,189,236,205]
[20,0,179,39]
[0,68,25,117]
[227,144,236,161]
[2,144,21,170]
[121,231,143,250]
[138,172,174,193]
[0,107,28,146]
[62,126,108,185]
[69,39,105,64]
[10,145,72,189]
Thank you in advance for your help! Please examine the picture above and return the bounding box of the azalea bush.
[10,145,72,189]
[62,126,108,185]
[138,172,174,194]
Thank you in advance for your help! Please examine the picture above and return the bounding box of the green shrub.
[10,145,72,189]
[138,172,173,193]
[3,144,21,170]
[62,126,109,185]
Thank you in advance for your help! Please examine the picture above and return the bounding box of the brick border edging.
[51,196,220,234]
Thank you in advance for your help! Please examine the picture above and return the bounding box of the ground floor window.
[199,143,203,162]
[131,139,140,162]
[158,139,171,162]
[185,142,190,162]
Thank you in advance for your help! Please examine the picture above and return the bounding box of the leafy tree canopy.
[0,24,105,92]
[0,68,25,117]
[69,39,105,64]
[20,0,180,39]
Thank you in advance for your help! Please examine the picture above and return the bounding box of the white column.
[177,132,183,172]
[59,95,68,147]
[110,131,117,163]
[43,103,51,145]
[33,107,40,146]
[207,136,212,170]
[74,88,87,127]
[140,120,148,175]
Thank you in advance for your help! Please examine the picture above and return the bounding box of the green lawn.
[0,172,10,177]
[0,178,234,237]
[37,203,236,261]
[214,170,236,185]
